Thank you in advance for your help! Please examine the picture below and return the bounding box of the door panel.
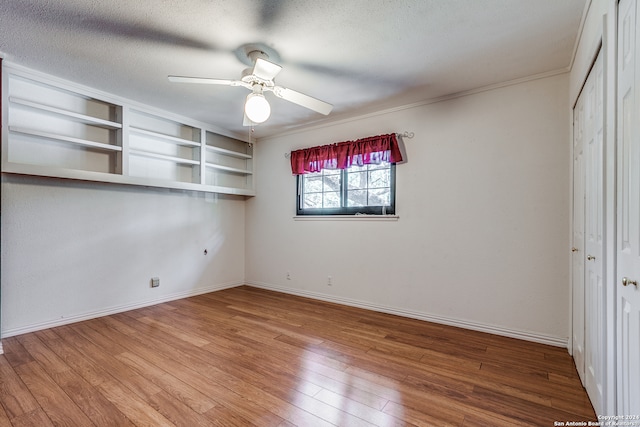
[617,0,640,415]
[584,52,604,415]
[573,43,604,413]
[572,94,585,384]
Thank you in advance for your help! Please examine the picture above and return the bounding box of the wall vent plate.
[151,277,160,288]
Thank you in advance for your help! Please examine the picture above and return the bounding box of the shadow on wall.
[0,175,244,336]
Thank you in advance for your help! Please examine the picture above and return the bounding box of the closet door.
[584,51,604,416]
[572,87,586,385]
[572,49,604,415]
[617,0,640,415]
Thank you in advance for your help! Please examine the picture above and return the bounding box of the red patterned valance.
[290,133,403,175]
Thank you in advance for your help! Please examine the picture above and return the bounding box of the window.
[290,133,402,216]
[297,162,395,215]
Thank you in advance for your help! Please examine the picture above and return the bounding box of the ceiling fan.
[168,49,333,125]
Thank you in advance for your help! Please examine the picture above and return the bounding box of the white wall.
[1,175,246,337]
[246,73,571,345]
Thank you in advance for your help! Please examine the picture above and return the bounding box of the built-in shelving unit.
[204,131,253,190]
[127,109,203,185]
[1,64,255,196]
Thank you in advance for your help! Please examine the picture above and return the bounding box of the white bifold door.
[617,0,640,415]
[572,49,604,415]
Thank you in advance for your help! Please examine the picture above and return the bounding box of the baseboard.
[1,280,244,338]
[245,281,569,348]
[2,280,569,349]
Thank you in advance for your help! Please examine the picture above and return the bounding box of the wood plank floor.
[0,286,596,426]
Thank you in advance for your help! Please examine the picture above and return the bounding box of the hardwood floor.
[0,286,595,426]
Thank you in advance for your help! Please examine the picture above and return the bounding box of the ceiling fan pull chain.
[248,126,255,148]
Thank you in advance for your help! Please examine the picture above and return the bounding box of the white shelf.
[130,127,201,147]
[130,149,200,165]
[205,162,253,175]
[2,162,256,197]
[9,96,122,129]
[9,126,123,152]
[205,145,252,159]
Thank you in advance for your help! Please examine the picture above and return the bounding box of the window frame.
[296,163,396,216]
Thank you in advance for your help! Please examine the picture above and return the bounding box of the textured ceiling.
[0,0,587,139]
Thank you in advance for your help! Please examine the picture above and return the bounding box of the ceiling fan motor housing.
[234,43,280,66]
[246,49,270,63]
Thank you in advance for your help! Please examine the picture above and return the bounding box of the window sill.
[294,215,399,221]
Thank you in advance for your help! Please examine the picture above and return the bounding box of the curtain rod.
[283,131,414,159]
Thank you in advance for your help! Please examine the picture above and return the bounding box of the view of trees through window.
[298,162,394,214]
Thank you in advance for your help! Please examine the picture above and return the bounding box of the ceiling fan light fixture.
[244,92,271,123]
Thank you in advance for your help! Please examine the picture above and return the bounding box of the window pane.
[347,171,367,190]
[304,175,323,193]
[369,168,390,188]
[303,193,322,209]
[368,188,390,206]
[367,162,388,171]
[323,173,341,191]
[347,190,367,207]
[349,164,367,172]
[323,191,341,208]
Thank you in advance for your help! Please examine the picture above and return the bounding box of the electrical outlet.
[328,275,333,286]
[286,271,291,280]
[151,277,160,288]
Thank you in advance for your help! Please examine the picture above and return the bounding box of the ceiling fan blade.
[272,86,333,115]
[252,58,282,81]
[168,76,237,85]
